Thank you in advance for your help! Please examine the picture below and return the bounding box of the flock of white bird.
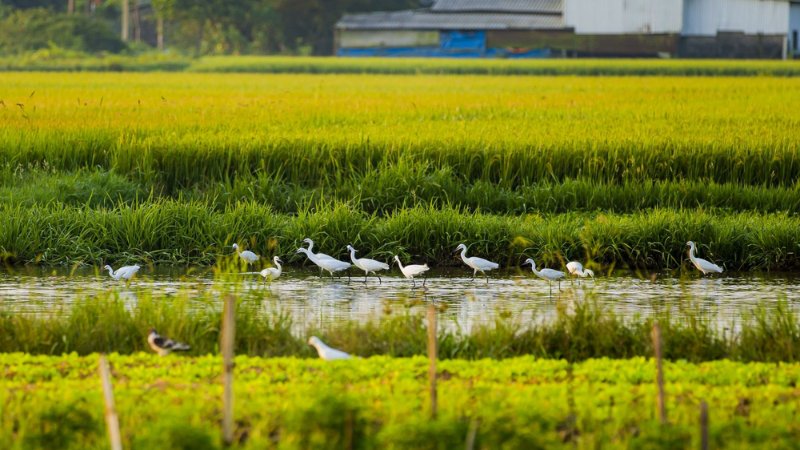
[129,240,722,359]
[104,240,724,290]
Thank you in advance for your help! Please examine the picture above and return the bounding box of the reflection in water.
[1,267,798,333]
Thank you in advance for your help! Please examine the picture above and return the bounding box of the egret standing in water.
[296,247,351,279]
[347,245,389,284]
[260,256,283,282]
[686,241,723,275]
[394,255,429,288]
[302,238,337,276]
[232,243,259,265]
[308,336,351,360]
[524,258,565,296]
[104,264,140,281]
[566,261,594,284]
[454,243,499,283]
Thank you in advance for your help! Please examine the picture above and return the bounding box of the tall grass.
[1,291,798,362]
[1,201,799,269]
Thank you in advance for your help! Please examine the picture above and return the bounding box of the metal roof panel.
[337,11,564,30]
[431,0,562,14]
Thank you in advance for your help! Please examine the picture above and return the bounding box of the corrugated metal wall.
[789,2,800,53]
[682,0,789,36]
[564,0,683,34]
[339,30,439,48]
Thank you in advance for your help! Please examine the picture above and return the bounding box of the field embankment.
[2,54,800,76]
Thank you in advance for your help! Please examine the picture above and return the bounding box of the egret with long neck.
[454,243,499,283]
[394,255,429,288]
[347,245,389,284]
[686,241,723,275]
[524,258,565,296]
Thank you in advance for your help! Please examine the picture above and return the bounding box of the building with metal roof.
[335,0,798,58]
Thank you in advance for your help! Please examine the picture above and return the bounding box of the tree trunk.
[121,0,129,42]
[132,0,141,43]
[67,0,74,14]
[157,16,164,51]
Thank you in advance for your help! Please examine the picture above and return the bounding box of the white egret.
[260,256,283,281]
[147,328,190,356]
[686,241,723,275]
[454,243,499,283]
[566,261,594,284]
[232,243,259,265]
[104,264,140,281]
[303,238,337,261]
[394,255,429,288]
[296,247,351,279]
[308,336,351,360]
[347,245,389,284]
[524,258,565,295]
[302,238,338,276]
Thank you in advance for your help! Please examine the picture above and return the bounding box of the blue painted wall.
[338,30,550,58]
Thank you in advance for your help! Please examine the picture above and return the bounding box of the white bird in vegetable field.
[260,256,283,281]
[147,328,191,356]
[347,245,389,284]
[686,241,723,275]
[394,255,429,288]
[524,258,565,296]
[454,243,499,283]
[232,243,259,265]
[104,264,140,281]
[566,261,594,284]
[308,336,351,360]
[296,247,351,279]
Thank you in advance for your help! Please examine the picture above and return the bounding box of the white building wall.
[682,0,790,36]
[564,0,683,34]
[790,3,800,53]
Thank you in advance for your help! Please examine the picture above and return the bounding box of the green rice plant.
[2,202,800,269]
[1,73,799,191]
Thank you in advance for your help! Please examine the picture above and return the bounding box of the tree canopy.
[0,0,419,55]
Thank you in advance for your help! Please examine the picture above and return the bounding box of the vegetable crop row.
[2,353,799,449]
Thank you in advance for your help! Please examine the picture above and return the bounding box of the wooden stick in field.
[427,303,438,420]
[98,354,123,450]
[222,294,236,445]
[700,401,709,450]
[652,323,667,424]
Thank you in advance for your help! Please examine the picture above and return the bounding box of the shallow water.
[1,266,799,332]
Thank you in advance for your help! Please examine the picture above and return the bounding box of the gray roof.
[337,10,564,31]
[431,0,561,15]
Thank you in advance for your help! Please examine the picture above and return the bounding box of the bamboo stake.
[465,417,480,450]
[427,303,438,420]
[222,294,236,445]
[98,355,123,450]
[652,323,667,424]
[700,401,709,450]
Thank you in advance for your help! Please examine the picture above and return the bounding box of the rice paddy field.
[2,60,800,448]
